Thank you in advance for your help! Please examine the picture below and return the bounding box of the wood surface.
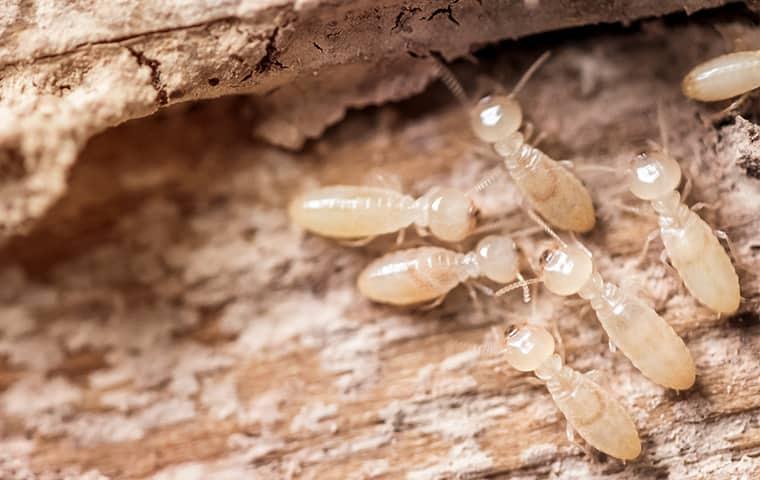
[1,2,760,479]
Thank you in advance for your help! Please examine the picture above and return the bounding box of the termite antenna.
[468,166,506,194]
[494,277,542,296]
[510,51,552,98]
[656,100,670,154]
[516,271,532,303]
[527,208,567,247]
[433,54,471,108]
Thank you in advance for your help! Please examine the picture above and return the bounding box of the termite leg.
[470,280,495,297]
[464,282,484,319]
[711,92,751,121]
[659,249,684,295]
[395,228,406,247]
[636,229,661,266]
[565,421,576,444]
[420,294,447,311]
[584,369,605,385]
[415,224,430,238]
[691,200,723,213]
[681,169,693,204]
[608,338,617,353]
[339,236,377,247]
[550,320,566,363]
[715,229,751,274]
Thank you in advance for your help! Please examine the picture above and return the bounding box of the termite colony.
[288,44,754,462]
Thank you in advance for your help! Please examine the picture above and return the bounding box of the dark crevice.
[425,0,460,26]
[391,6,421,33]
[254,27,286,74]
[126,47,168,106]
[312,42,324,52]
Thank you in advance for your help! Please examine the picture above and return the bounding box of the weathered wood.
[0,0,740,239]
[1,3,760,480]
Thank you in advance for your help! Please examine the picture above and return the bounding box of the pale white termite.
[628,150,741,314]
[497,323,641,460]
[289,185,479,244]
[682,50,760,102]
[438,53,596,233]
[357,234,534,306]
[497,215,696,390]
[541,241,695,390]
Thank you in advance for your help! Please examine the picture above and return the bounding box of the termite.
[497,323,641,460]
[499,213,696,390]
[437,53,596,233]
[682,50,760,102]
[289,184,479,244]
[628,148,741,314]
[357,234,536,307]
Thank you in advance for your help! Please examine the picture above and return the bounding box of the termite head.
[475,235,518,283]
[425,187,479,242]
[628,151,682,201]
[469,95,522,143]
[503,324,555,372]
[538,244,593,296]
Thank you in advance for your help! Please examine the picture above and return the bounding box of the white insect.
[438,53,597,233]
[629,148,741,315]
[357,234,534,307]
[497,323,642,460]
[289,184,479,244]
[682,50,760,102]
[498,214,696,390]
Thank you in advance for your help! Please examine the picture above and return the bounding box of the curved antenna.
[494,277,542,296]
[433,55,471,108]
[468,166,506,195]
[526,208,567,247]
[510,51,552,98]
[516,271,532,304]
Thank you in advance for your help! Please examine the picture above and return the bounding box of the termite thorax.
[651,191,689,228]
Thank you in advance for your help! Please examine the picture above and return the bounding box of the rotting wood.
[0,0,744,239]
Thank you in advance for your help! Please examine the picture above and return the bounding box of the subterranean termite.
[289,184,479,244]
[498,214,696,390]
[628,149,741,315]
[357,234,536,307]
[437,53,596,233]
[682,50,760,102]
[497,323,642,460]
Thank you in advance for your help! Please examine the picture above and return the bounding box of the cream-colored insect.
[498,215,696,390]
[357,234,533,306]
[682,50,760,102]
[629,149,741,315]
[497,323,641,460]
[541,238,695,390]
[289,184,479,244]
[438,53,596,233]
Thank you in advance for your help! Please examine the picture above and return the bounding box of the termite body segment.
[541,245,696,390]
[494,132,596,232]
[501,324,641,460]
[629,152,741,314]
[357,235,518,306]
[289,185,478,243]
[682,50,760,101]
[469,96,596,233]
